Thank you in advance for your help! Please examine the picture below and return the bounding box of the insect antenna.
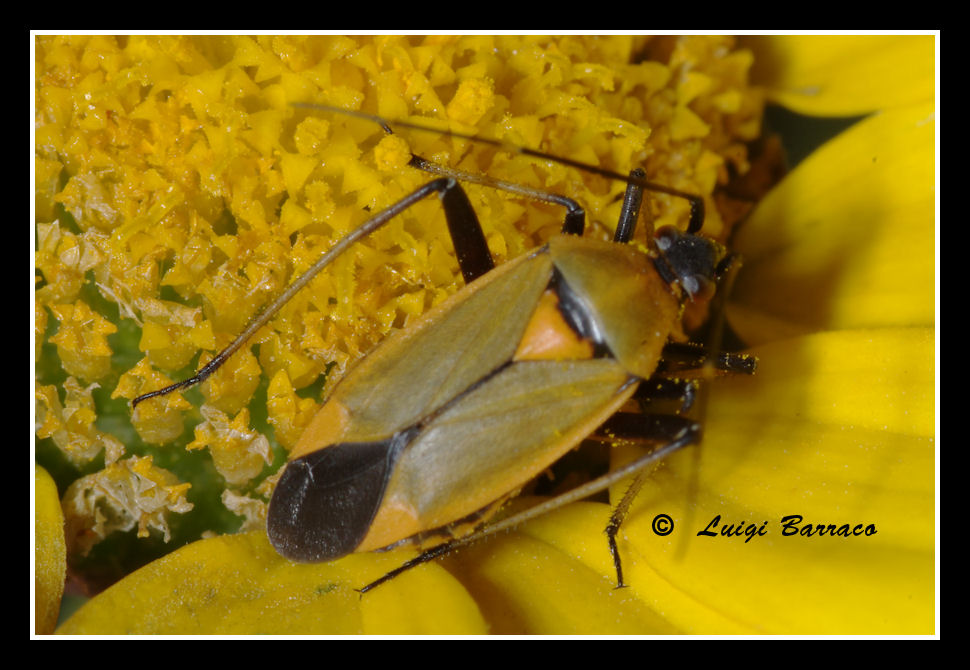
[292,103,706,234]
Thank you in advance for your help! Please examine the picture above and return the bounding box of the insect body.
[269,233,681,557]
[135,108,754,591]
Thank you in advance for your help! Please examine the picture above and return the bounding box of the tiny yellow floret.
[48,300,117,382]
[187,406,272,486]
[266,369,319,450]
[375,134,412,172]
[446,77,495,126]
[61,455,193,555]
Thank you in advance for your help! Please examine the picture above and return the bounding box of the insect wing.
[269,435,403,562]
[289,250,555,459]
[358,358,637,551]
[272,238,683,564]
[272,251,559,560]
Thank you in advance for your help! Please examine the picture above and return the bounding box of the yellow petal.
[443,504,679,634]
[57,532,487,635]
[613,328,935,634]
[35,465,66,635]
[744,35,935,115]
[730,101,935,345]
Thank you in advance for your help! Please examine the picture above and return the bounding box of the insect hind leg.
[357,542,455,594]
[132,176,494,408]
[357,412,700,594]
[598,413,701,588]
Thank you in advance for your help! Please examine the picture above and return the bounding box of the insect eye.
[683,274,716,301]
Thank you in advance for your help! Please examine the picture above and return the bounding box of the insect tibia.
[131,376,198,408]
[407,153,587,236]
[132,175,485,410]
[357,542,456,594]
[131,352,229,408]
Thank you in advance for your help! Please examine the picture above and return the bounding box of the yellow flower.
[602,36,935,634]
[35,35,935,635]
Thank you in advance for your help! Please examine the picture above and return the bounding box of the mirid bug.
[133,106,756,593]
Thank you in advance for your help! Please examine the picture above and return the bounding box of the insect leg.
[132,177,488,407]
[294,104,707,234]
[655,249,757,378]
[357,412,699,593]
[433,169,495,284]
[407,153,587,236]
[300,104,586,236]
[613,168,646,244]
[632,378,699,414]
[657,342,758,376]
[410,149,705,235]
[356,541,455,594]
[597,413,701,588]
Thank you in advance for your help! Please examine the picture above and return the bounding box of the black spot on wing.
[267,435,405,563]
